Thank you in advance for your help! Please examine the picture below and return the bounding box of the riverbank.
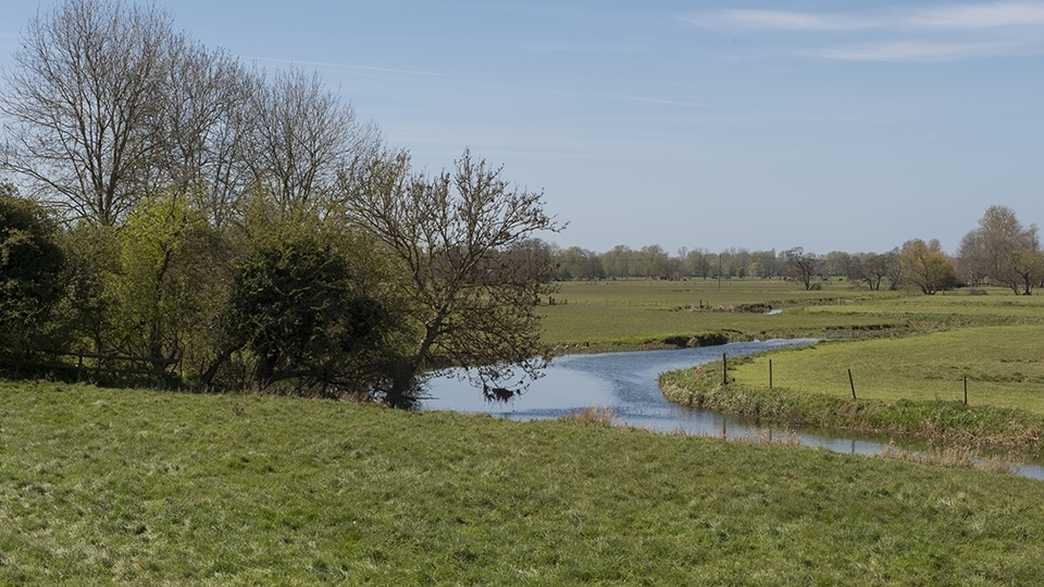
[547,323,911,356]
[659,356,1044,461]
[2,380,1043,584]
[542,280,1044,355]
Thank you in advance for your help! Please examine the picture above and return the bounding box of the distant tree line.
[0,0,560,407]
[547,243,904,290]
[547,205,1044,295]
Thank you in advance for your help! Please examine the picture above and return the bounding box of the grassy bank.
[660,356,1044,459]
[541,279,909,351]
[732,325,1044,415]
[540,281,1044,353]
[2,381,1044,584]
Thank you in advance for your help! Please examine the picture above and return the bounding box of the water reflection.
[423,340,1044,481]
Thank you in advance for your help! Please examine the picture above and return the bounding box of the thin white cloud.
[692,9,877,31]
[520,41,645,55]
[248,56,441,77]
[802,40,1036,62]
[692,2,1044,32]
[910,2,1044,28]
[540,87,705,109]
[613,95,704,108]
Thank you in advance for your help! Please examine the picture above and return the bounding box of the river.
[423,340,1044,481]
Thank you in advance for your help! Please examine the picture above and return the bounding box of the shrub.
[107,194,231,378]
[0,193,66,358]
[226,231,406,396]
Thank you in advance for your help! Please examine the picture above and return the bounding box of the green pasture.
[1,381,1042,585]
[732,325,1044,415]
[541,279,905,348]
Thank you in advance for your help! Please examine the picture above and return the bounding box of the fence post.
[848,368,856,400]
[722,353,728,386]
[769,359,773,390]
[963,376,968,406]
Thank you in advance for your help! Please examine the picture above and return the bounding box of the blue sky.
[2,1,1044,253]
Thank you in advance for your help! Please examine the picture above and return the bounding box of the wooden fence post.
[722,353,728,386]
[769,359,773,390]
[848,368,856,400]
[963,376,968,406]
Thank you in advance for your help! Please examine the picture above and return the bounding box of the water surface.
[424,340,1044,481]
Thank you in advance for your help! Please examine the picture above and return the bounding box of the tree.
[245,69,378,212]
[226,229,403,395]
[1010,247,1044,296]
[857,253,890,291]
[959,206,1042,295]
[342,150,562,408]
[155,36,254,226]
[0,191,66,358]
[554,246,603,280]
[783,247,820,290]
[824,251,853,279]
[884,249,903,290]
[899,239,958,295]
[1,0,175,225]
[107,194,229,376]
[956,229,989,286]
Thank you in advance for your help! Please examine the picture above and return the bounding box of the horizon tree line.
[545,205,1043,295]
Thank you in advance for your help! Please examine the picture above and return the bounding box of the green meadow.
[635,281,1044,455]
[732,325,1044,415]
[2,381,1043,585]
[541,279,906,350]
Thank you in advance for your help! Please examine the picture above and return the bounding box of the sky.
[2,1,1044,254]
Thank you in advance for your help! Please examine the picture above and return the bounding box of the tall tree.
[341,150,562,408]
[245,69,378,212]
[899,239,957,295]
[155,37,254,226]
[0,0,175,225]
[960,206,1042,295]
[783,247,820,290]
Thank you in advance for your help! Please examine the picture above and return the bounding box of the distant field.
[807,290,1044,323]
[2,382,1043,584]
[540,279,907,349]
[732,325,1044,415]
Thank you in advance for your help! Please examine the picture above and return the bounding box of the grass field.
[807,290,1044,323]
[732,325,1044,415]
[626,281,1044,453]
[3,381,1044,585]
[541,279,906,350]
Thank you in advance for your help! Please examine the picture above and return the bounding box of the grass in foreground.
[2,381,1044,584]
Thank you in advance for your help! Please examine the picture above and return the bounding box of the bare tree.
[957,229,989,286]
[960,206,1042,295]
[155,37,255,226]
[341,150,563,408]
[858,253,890,291]
[0,0,175,225]
[244,69,378,212]
[783,247,820,290]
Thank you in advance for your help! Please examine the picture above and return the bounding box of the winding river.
[423,340,1044,481]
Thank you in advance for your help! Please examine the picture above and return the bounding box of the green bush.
[105,194,231,378]
[0,193,66,357]
[226,230,406,396]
